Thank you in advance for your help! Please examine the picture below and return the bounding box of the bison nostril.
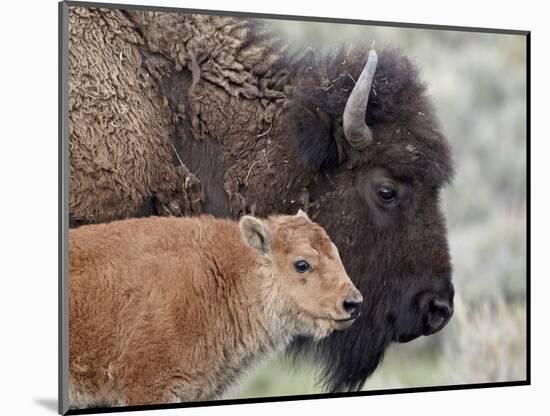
[343,299,362,318]
[426,298,453,333]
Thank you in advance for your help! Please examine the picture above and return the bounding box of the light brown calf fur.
[69,212,362,407]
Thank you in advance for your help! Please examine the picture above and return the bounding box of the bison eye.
[377,186,397,202]
[294,260,310,273]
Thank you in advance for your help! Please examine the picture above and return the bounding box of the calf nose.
[423,296,453,334]
[343,298,362,319]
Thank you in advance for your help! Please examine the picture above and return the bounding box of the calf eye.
[377,186,397,202]
[294,260,310,273]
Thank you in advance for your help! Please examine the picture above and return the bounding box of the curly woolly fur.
[125,10,312,218]
[68,7,454,393]
[69,7,204,225]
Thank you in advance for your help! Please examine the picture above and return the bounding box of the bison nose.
[343,298,362,319]
[423,296,453,335]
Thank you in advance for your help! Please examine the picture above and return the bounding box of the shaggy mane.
[287,48,454,186]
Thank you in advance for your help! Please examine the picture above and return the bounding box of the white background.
[0,0,546,415]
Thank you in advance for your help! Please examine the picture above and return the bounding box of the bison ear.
[296,209,310,220]
[239,216,272,255]
[289,101,341,172]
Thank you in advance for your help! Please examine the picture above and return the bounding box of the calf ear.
[296,209,310,220]
[239,216,272,255]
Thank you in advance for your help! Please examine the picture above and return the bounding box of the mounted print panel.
[59,1,529,414]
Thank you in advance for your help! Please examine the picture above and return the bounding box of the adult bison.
[67,7,455,392]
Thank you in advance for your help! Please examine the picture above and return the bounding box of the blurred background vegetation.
[233,19,527,398]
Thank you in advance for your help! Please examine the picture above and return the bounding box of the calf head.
[239,210,362,339]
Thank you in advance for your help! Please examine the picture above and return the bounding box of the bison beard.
[68,9,455,393]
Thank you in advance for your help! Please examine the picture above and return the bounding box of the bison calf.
[69,211,362,407]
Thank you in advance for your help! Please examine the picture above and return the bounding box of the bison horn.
[343,48,378,151]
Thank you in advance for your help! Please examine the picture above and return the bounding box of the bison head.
[287,47,455,391]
